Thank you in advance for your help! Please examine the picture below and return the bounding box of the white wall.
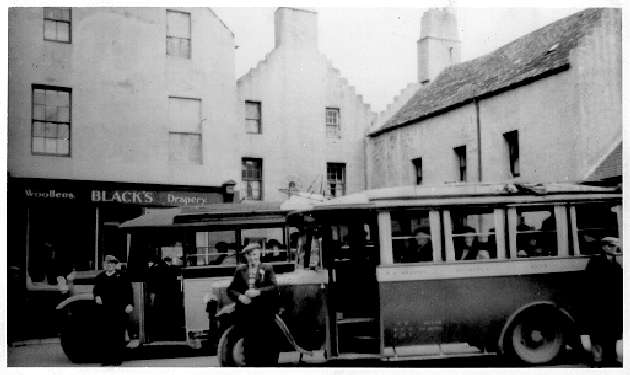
[8,8,239,187]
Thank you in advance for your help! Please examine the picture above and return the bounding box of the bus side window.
[447,209,497,261]
[391,211,433,263]
[515,208,557,257]
[572,204,619,255]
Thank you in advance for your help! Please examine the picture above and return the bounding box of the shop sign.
[24,188,77,200]
[91,190,220,206]
[91,190,155,204]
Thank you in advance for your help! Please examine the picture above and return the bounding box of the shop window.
[448,209,497,260]
[573,204,619,255]
[241,158,263,200]
[166,10,191,58]
[412,157,423,185]
[43,7,71,43]
[515,208,557,257]
[168,96,202,164]
[454,145,466,182]
[32,85,71,156]
[391,211,433,263]
[326,107,340,137]
[27,205,94,288]
[504,130,520,178]
[245,101,262,134]
[327,163,346,197]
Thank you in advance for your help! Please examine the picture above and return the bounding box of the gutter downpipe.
[474,96,482,182]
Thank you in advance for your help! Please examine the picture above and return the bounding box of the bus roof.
[121,201,289,228]
[308,182,621,210]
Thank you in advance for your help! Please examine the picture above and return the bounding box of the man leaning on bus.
[227,243,279,366]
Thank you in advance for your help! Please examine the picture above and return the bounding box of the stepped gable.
[237,50,277,84]
[370,8,605,136]
[323,56,374,115]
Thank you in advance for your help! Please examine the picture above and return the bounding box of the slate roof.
[585,142,622,182]
[370,8,606,136]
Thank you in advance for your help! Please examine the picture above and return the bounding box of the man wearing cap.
[93,255,133,366]
[585,237,622,366]
[227,243,279,366]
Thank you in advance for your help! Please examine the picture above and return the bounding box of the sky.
[213,6,591,112]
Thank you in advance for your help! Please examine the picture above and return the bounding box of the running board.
[331,350,496,362]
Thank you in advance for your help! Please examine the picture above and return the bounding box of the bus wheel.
[218,326,246,366]
[504,308,565,364]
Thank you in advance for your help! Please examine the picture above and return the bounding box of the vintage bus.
[55,201,326,363]
[56,183,622,365]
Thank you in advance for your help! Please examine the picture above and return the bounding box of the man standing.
[227,243,279,366]
[93,255,133,366]
[585,237,622,366]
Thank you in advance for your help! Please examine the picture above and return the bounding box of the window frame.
[443,208,506,262]
[507,204,568,259]
[454,145,467,182]
[504,130,520,178]
[245,100,262,134]
[31,84,72,157]
[167,96,203,164]
[43,7,72,43]
[166,9,192,59]
[326,162,346,197]
[412,157,423,185]
[241,157,263,201]
[325,107,341,138]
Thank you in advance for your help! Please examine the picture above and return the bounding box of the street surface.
[7,339,602,368]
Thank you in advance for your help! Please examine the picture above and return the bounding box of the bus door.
[323,213,380,356]
[128,230,186,343]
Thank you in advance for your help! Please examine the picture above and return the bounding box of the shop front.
[7,177,236,342]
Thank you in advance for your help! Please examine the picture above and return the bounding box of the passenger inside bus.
[516,211,557,257]
[411,229,433,262]
[455,226,479,260]
[263,239,287,263]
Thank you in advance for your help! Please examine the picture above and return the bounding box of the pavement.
[6,338,608,368]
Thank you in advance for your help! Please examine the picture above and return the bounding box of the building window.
[245,101,262,134]
[327,163,346,197]
[32,85,71,156]
[454,145,467,182]
[242,158,263,200]
[326,107,340,137]
[168,97,202,163]
[412,157,423,185]
[166,10,191,58]
[504,130,520,178]
[43,7,71,43]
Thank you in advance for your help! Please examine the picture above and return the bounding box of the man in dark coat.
[585,237,622,366]
[93,255,133,366]
[227,243,279,366]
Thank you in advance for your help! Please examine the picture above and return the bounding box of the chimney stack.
[274,7,318,49]
[417,8,461,84]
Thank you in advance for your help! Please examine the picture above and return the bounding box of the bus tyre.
[218,326,246,367]
[503,307,566,365]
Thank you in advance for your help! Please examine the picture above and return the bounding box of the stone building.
[236,7,375,201]
[7,7,239,340]
[368,8,621,188]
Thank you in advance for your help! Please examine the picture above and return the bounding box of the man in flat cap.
[585,237,622,366]
[93,255,133,366]
[227,243,279,366]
